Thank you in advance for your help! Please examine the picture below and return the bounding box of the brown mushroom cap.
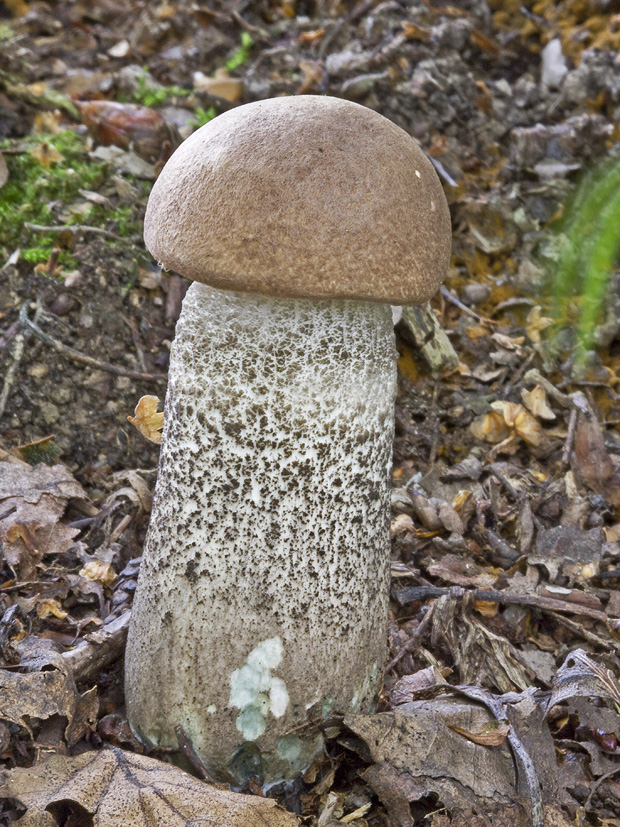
[144,95,451,304]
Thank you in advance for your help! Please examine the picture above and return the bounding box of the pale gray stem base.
[125,283,397,783]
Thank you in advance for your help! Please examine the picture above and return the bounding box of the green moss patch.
[0,129,149,271]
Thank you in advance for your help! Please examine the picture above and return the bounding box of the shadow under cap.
[144,95,452,305]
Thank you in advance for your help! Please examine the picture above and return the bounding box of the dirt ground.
[2,0,620,825]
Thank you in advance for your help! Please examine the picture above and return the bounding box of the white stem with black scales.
[125,282,396,782]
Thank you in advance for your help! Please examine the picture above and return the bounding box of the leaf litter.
[2,0,620,824]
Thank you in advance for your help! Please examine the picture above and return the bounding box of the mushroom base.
[125,283,397,783]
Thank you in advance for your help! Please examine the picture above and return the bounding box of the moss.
[225,31,253,72]
[190,106,217,129]
[0,129,148,271]
[128,69,190,108]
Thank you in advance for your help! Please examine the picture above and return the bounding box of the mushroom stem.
[125,282,396,782]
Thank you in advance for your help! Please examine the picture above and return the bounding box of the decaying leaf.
[448,719,511,747]
[0,462,89,581]
[0,747,299,826]
[521,385,556,420]
[29,142,64,168]
[79,560,117,586]
[346,698,526,827]
[470,409,510,444]
[427,553,497,589]
[127,395,164,443]
[193,68,244,102]
[0,461,88,503]
[36,598,69,619]
[547,649,620,713]
[573,402,620,505]
[390,666,448,706]
[431,590,533,693]
[390,513,415,536]
[529,525,603,582]
[0,644,97,745]
[470,401,543,450]
[525,306,552,344]
[492,402,543,446]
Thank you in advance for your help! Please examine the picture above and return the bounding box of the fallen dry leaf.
[547,649,620,712]
[74,100,180,163]
[127,395,164,443]
[521,385,556,420]
[346,699,525,826]
[0,463,88,581]
[470,409,511,444]
[390,666,448,706]
[491,401,543,446]
[448,719,511,747]
[573,403,620,505]
[79,560,117,586]
[390,513,415,536]
[193,68,244,102]
[29,142,64,168]
[0,643,97,745]
[0,747,300,826]
[0,461,88,503]
[36,598,69,619]
[525,306,552,344]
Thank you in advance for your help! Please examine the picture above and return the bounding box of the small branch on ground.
[19,303,166,385]
[24,222,137,243]
[62,611,131,683]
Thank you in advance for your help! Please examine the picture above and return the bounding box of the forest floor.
[1,0,620,825]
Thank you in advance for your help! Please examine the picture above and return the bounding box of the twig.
[19,303,166,385]
[24,222,133,243]
[428,380,441,467]
[174,725,216,783]
[562,407,579,468]
[501,350,535,394]
[440,286,499,327]
[385,602,435,673]
[0,329,25,420]
[489,464,544,531]
[523,368,574,409]
[394,584,609,622]
[0,304,43,419]
[122,314,148,372]
[61,611,131,682]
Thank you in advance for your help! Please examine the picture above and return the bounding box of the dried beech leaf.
[0,747,299,826]
[127,395,164,444]
[193,69,244,102]
[29,142,64,168]
[521,385,556,420]
[36,598,69,619]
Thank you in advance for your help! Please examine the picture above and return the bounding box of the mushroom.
[125,95,451,783]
